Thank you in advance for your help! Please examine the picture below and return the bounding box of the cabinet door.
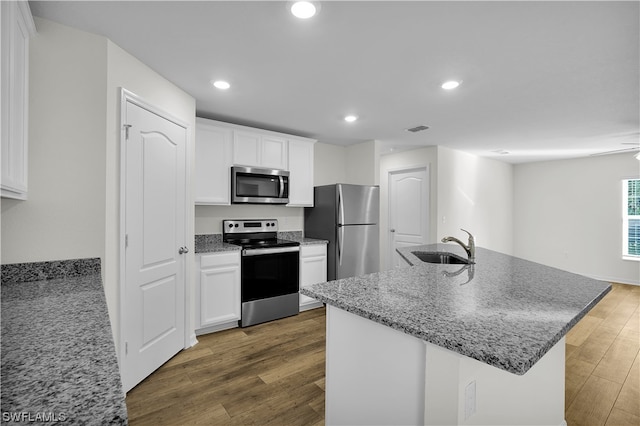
[233,131,261,167]
[300,245,327,308]
[1,1,34,200]
[287,140,315,207]
[198,252,241,329]
[194,121,233,204]
[261,135,288,170]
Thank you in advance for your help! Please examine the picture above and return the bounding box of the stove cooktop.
[227,238,300,250]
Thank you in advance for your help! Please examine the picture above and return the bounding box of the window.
[623,179,640,259]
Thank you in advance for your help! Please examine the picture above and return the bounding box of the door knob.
[390,229,396,233]
[178,246,189,254]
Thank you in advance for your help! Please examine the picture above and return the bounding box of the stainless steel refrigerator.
[304,184,379,281]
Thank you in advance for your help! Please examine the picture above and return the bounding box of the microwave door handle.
[279,176,284,198]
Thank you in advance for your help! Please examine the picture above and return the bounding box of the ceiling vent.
[406,125,429,133]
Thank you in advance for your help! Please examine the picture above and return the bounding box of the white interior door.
[122,94,187,392]
[389,167,429,268]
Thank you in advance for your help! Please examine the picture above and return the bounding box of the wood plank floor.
[126,283,640,425]
[126,307,326,425]
[565,283,640,426]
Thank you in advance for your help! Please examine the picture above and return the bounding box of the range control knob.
[228,223,233,228]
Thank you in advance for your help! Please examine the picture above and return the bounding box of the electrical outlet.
[465,380,476,420]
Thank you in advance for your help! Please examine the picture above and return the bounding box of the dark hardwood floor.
[126,307,326,425]
[126,283,639,425]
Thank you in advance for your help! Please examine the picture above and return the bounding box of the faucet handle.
[460,228,474,242]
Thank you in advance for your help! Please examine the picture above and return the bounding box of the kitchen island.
[300,244,611,425]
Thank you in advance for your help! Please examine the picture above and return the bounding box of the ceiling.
[29,1,639,164]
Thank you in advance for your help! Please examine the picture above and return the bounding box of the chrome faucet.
[441,229,475,264]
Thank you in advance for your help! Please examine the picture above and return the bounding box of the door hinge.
[125,341,128,355]
[125,234,128,248]
[123,124,132,140]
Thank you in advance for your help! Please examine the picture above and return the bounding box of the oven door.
[241,246,300,302]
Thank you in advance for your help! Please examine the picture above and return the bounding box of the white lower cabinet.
[299,244,327,311]
[196,251,241,334]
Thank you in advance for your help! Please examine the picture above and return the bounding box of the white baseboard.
[585,274,639,286]
[195,320,239,336]
[300,301,324,312]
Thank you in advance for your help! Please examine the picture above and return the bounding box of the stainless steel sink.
[412,251,471,265]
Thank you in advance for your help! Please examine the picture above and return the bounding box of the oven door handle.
[242,246,300,256]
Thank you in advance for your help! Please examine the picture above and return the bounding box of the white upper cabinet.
[232,131,261,167]
[194,118,233,205]
[194,117,315,206]
[1,1,36,200]
[287,139,316,207]
[260,135,288,169]
[233,130,287,170]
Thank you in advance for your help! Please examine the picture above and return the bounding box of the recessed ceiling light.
[441,80,461,90]
[291,1,317,19]
[212,80,231,90]
[344,115,358,122]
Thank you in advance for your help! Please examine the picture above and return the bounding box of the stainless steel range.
[223,219,300,327]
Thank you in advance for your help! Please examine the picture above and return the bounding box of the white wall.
[314,142,347,185]
[437,146,514,255]
[1,18,107,264]
[1,18,196,352]
[514,153,640,284]
[345,140,381,185]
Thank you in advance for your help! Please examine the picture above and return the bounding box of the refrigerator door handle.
[338,184,345,226]
[337,224,344,266]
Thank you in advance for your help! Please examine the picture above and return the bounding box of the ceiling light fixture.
[291,1,317,19]
[441,80,461,90]
[344,115,358,123]
[212,80,231,90]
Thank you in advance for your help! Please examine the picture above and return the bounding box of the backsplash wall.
[195,205,304,234]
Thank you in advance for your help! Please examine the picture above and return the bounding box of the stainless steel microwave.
[231,166,289,204]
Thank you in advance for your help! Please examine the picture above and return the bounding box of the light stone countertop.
[301,243,611,375]
[1,259,127,424]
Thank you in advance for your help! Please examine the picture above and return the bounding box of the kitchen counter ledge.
[301,244,611,375]
[1,259,127,425]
